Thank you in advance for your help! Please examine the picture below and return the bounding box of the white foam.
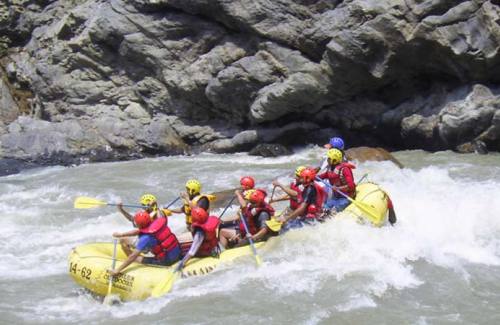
[1,149,500,322]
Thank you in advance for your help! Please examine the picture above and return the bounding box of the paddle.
[151,196,238,298]
[265,216,283,233]
[162,196,180,210]
[210,170,291,210]
[74,197,144,209]
[328,185,380,226]
[238,212,263,266]
[103,239,118,305]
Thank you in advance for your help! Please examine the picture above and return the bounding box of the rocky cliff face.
[1,0,500,172]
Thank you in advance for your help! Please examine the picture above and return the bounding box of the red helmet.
[249,189,266,205]
[191,207,208,224]
[300,168,317,184]
[307,204,318,215]
[134,211,152,229]
[240,176,255,190]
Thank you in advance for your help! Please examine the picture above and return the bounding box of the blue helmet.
[329,137,345,150]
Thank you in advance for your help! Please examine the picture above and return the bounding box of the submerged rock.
[249,144,291,157]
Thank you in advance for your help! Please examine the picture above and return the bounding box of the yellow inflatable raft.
[342,182,389,227]
[68,241,266,301]
[68,182,390,301]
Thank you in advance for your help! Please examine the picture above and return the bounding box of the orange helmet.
[249,189,266,205]
[307,204,318,215]
[300,168,317,184]
[240,176,255,190]
[191,207,208,224]
[134,211,152,229]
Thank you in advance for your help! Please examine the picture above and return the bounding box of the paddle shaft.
[217,196,237,220]
[108,203,144,209]
[357,173,368,184]
[107,239,118,296]
[164,196,180,209]
[239,211,261,264]
[270,186,276,202]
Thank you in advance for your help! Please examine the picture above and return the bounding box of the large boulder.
[346,147,403,168]
[394,84,500,152]
[439,84,500,151]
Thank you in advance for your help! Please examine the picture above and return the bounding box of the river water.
[1,147,499,324]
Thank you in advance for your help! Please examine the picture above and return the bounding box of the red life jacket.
[329,162,356,197]
[139,217,179,260]
[239,203,275,236]
[191,216,220,257]
[303,181,326,219]
[289,181,303,210]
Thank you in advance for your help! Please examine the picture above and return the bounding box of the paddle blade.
[349,199,381,226]
[265,218,282,232]
[74,196,107,209]
[103,293,120,305]
[151,271,179,298]
[255,255,263,267]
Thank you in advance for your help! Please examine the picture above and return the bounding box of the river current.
[1,147,499,324]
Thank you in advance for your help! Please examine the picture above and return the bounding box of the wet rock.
[456,140,488,154]
[249,144,292,157]
[0,158,35,176]
[401,114,441,150]
[208,122,319,153]
[346,147,403,168]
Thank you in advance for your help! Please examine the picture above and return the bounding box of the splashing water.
[1,148,499,324]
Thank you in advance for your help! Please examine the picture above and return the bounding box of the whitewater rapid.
[1,148,499,324]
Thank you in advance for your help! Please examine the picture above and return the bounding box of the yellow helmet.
[295,166,306,178]
[244,189,256,201]
[185,179,201,196]
[140,193,157,206]
[327,148,343,164]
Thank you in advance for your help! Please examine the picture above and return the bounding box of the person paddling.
[175,207,220,271]
[117,193,169,222]
[240,176,255,195]
[219,189,275,248]
[117,194,171,250]
[270,166,306,211]
[168,179,211,231]
[277,168,326,229]
[220,176,256,228]
[318,149,356,213]
[318,136,347,174]
[108,212,181,276]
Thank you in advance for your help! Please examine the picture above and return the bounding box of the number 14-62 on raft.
[69,262,92,280]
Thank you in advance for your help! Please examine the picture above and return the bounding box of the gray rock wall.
[1,0,500,171]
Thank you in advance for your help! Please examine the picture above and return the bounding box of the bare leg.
[119,237,135,256]
[219,228,238,248]
[177,231,193,243]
